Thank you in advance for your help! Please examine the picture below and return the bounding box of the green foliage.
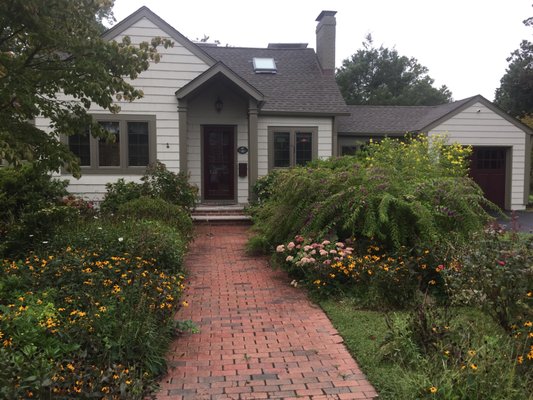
[47,218,188,274]
[322,300,532,400]
[444,231,533,331]
[494,9,533,118]
[0,0,173,175]
[252,168,283,204]
[251,135,491,255]
[100,162,198,214]
[100,178,144,214]
[275,236,442,309]
[0,206,192,398]
[336,35,452,106]
[116,197,193,239]
[140,161,198,211]
[0,164,76,257]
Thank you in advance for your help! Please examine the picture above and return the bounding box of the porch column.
[248,99,259,200]
[178,99,188,173]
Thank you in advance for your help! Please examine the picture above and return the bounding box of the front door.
[203,126,235,201]
[469,147,507,209]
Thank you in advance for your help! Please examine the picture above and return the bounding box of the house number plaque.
[237,146,248,154]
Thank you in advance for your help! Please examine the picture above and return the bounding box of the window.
[67,115,156,173]
[268,127,318,169]
[253,57,277,73]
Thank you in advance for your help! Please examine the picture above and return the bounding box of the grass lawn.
[320,299,533,400]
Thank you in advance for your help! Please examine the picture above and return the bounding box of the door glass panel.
[204,127,234,200]
[128,121,149,166]
[295,132,312,166]
[98,121,120,166]
[273,132,290,167]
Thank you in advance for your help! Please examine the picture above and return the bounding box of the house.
[36,7,347,205]
[337,97,533,210]
[36,7,532,210]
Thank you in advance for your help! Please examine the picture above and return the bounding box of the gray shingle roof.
[337,97,475,134]
[202,46,349,115]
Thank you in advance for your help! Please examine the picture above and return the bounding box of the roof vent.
[267,43,308,49]
[253,57,277,74]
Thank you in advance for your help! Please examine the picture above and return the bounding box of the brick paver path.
[156,225,378,400]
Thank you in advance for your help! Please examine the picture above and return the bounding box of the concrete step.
[192,204,251,224]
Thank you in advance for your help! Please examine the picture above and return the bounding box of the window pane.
[128,121,149,166]
[98,121,120,167]
[273,132,290,167]
[69,132,90,166]
[295,132,312,166]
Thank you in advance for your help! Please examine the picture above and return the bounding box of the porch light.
[215,97,223,113]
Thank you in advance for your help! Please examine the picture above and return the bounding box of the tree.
[494,6,533,119]
[336,35,452,106]
[0,0,172,176]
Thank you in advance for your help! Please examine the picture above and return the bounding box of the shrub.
[140,161,198,211]
[274,236,444,308]
[45,218,188,274]
[250,135,491,256]
[100,162,198,214]
[100,178,144,214]
[443,230,533,332]
[116,196,193,239]
[0,164,73,257]
[0,247,186,398]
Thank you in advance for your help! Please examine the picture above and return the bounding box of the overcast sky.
[111,0,532,102]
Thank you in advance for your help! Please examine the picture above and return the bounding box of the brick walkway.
[155,225,378,400]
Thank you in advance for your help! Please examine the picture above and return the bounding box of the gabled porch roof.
[175,62,264,104]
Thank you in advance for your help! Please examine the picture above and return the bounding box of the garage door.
[469,147,506,209]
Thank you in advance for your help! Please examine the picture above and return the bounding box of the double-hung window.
[268,127,318,169]
[67,115,156,173]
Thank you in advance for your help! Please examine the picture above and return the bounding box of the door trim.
[201,125,237,202]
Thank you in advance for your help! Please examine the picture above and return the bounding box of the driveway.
[497,210,533,233]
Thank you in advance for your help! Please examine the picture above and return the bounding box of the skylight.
[253,57,277,74]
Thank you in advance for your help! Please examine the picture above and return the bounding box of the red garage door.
[469,147,507,209]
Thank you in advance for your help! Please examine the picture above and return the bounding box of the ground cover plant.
[250,135,532,398]
[0,163,196,399]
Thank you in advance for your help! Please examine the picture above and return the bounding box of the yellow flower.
[524,321,532,328]
[470,363,478,371]
[429,386,438,394]
[181,301,189,307]
[467,350,476,357]
[517,355,523,364]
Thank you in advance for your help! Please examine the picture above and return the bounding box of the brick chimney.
[315,10,337,74]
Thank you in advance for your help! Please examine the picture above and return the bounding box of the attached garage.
[337,95,533,210]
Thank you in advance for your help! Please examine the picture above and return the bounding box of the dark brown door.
[203,126,235,200]
[469,147,506,209]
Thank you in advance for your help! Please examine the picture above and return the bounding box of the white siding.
[257,116,333,178]
[428,102,528,210]
[35,16,210,199]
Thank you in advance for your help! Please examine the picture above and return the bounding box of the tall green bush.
[100,162,198,214]
[0,164,74,257]
[250,135,491,253]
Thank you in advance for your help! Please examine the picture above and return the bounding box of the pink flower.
[319,249,328,256]
[276,245,285,253]
[436,264,445,272]
[286,255,294,262]
[323,260,332,265]
[336,242,345,248]
[295,235,305,243]
[329,249,337,254]
[304,245,312,251]
[322,240,331,246]
[287,242,295,250]
[497,260,506,266]
[310,249,317,255]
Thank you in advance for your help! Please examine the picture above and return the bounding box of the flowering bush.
[249,134,491,256]
[0,243,187,399]
[276,236,444,308]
